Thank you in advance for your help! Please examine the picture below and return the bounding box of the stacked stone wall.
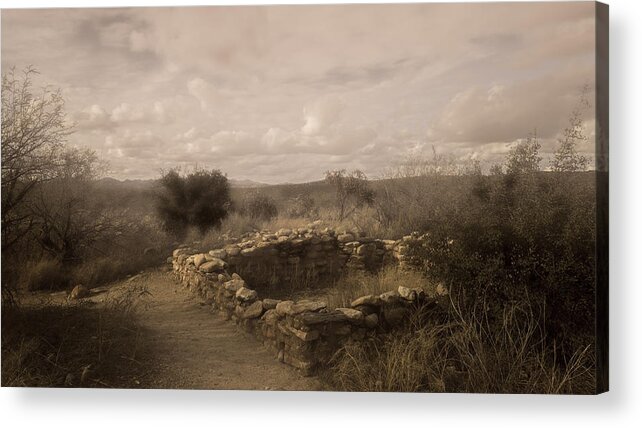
[171,227,439,375]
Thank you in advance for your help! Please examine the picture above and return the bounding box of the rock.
[277,228,292,237]
[224,279,246,293]
[335,307,365,322]
[351,294,382,308]
[226,246,241,257]
[398,286,417,301]
[199,258,227,273]
[172,248,192,258]
[193,253,208,268]
[275,300,325,316]
[217,273,231,283]
[275,300,295,316]
[288,326,320,341]
[364,313,379,329]
[262,309,280,325]
[235,287,258,303]
[290,300,326,314]
[69,284,89,300]
[166,256,173,264]
[262,298,281,310]
[209,249,227,259]
[380,290,403,304]
[337,233,355,243]
[241,248,255,256]
[298,311,349,325]
[243,301,264,319]
[232,273,242,280]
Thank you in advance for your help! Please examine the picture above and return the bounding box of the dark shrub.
[155,168,231,239]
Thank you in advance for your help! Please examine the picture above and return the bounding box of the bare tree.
[1,67,74,251]
[324,169,374,221]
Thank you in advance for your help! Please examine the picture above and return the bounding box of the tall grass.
[324,293,595,394]
[1,282,151,387]
[325,266,434,309]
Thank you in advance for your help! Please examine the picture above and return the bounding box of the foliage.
[285,194,319,219]
[411,171,596,358]
[21,258,69,291]
[240,191,278,222]
[551,86,590,172]
[505,132,542,175]
[324,169,375,221]
[155,168,231,239]
[325,296,595,393]
[1,283,150,387]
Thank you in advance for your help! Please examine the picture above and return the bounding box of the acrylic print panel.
[0,1,608,394]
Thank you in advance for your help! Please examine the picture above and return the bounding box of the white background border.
[1,1,639,427]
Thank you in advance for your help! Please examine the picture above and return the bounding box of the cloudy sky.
[1,2,597,183]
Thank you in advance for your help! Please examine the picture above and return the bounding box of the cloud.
[1,2,598,182]
[427,69,594,144]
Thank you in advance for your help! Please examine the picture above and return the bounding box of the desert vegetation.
[2,67,597,393]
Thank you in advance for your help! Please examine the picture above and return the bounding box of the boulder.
[235,287,258,303]
[398,286,416,301]
[262,298,281,310]
[290,300,327,315]
[193,253,207,268]
[243,301,264,319]
[277,228,292,237]
[199,258,227,273]
[298,311,349,326]
[276,300,295,316]
[208,249,227,259]
[380,290,403,304]
[226,246,241,257]
[275,300,325,316]
[69,284,90,300]
[351,294,382,308]
[224,279,246,293]
[335,307,365,323]
[337,233,355,243]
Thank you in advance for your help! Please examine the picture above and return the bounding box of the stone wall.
[171,227,439,376]
[185,222,427,290]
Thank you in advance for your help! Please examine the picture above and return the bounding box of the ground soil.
[127,269,319,391]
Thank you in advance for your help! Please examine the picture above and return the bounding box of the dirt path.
[132,269,319,391]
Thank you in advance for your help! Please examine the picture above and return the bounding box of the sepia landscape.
[1,2,607,393]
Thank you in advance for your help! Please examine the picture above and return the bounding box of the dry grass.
[325,266,435,309]
[324,293,596,394]
[1,282,152,388]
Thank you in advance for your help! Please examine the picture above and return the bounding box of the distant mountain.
[97,177,269,189]
[228,179,269,188]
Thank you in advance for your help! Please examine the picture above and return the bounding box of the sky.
[1,2,597,183]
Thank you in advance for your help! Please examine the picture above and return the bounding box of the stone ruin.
[171,224,439,376]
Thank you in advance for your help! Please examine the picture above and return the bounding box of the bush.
[22,259,69,291]
[155,168,231,239]
[325,296,595,393]
[286,195,319,219]
[411,172,596,358]
[240,191,278,222]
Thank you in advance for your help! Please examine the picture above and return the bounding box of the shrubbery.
[239,191,278,222]
[155,168,231,239]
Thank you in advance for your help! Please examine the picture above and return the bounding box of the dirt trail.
[132,269,319,391]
